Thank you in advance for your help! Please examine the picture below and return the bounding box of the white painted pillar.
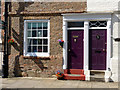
[107,20,112,70]
[84,21,90,81]
[63,20,67,69]
[105,19,112,82]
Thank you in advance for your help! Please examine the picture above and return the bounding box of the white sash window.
[24,20,50,57]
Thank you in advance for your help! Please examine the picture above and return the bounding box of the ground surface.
[0,77,118,89]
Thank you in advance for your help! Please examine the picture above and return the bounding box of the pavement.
[0,77,118,89]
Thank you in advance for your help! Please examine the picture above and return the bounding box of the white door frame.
[62,13,112,73]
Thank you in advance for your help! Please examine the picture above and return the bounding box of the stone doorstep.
[67,74,81,76]
[90,77,105,82]
[90,70,105,73]
[63,74,85,80]
[64,69,84,74]
[90,70,105,82]
[90,70,105,76]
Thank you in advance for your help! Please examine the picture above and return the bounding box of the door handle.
[103,49,106,52]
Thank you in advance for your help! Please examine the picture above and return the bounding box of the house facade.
[0,1,2,76]
[87,0,120,82]
[0,0,4,77]
[6,0,119,82]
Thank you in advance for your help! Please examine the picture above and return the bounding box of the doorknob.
[68,49,71,52]
[103,49,106,52]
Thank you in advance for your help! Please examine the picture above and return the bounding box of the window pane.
[38,30,42,37]
[43,30,47,37]
[28,39,32,45]
[33,39,37,45]
[38,46,42,52]
[0,9,1,15]
[38,23,42,29]
[43,46,48,52]
[99,21,107,27]
[32,23,37,29]
[33,46,37,52]
[43,22,48,29]
[38,39,42,45]
[28,23,31,29]
[27,46,31,52]
[27,31,31,37]
[43,39,48,45]
[32,30,37,37]
[89,21,107,27]
[68,22,84,28]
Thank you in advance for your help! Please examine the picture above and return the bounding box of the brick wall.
[8,2,86,77]
[1,0,5,42]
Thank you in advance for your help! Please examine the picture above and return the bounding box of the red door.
[68,30,84,69]
[89,29,107,70]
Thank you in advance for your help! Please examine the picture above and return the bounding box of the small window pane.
[38,46,42,52]
[99,21,107,27]
[38,23,42,29]
[0,9,1,14]
[68,22,84,28]
[38,39,42,45]
[89,21,107,27]
[28,39,32,45]
[43,22,48,29]
[43,30,47,37]
[43,46,48,52]
[43,39,48,45]
[32,30,37,37]
[38,30,42,37]
[27,46,31,52]
[33,46,37,52]
[33,39,37,45]
[27,31,31,37]
[32,23,37,29]
[28,23,31,29]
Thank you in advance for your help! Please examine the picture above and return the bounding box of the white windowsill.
[0,40,2,43]
[24,52,50,57]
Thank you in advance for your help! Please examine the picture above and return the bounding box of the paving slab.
[77,81,92,88]
[91,82,109,88]
[1,77,118,89]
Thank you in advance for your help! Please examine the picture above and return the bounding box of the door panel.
[68,30,84,69]
[89,29,107,70]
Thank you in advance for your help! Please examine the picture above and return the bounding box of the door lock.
[103,49,106,52]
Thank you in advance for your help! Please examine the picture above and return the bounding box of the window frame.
[24,20,50,57]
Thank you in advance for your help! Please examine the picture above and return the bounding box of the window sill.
[23,56,50,60]
[0,40,2,43]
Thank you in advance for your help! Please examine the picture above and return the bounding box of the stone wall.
[8,2,86,77]
[8,15,63,77]
[10,2,86,13]
[0,0,5,77]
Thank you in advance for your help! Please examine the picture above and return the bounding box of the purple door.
[89,29,107,70]
[68,30,84,69]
